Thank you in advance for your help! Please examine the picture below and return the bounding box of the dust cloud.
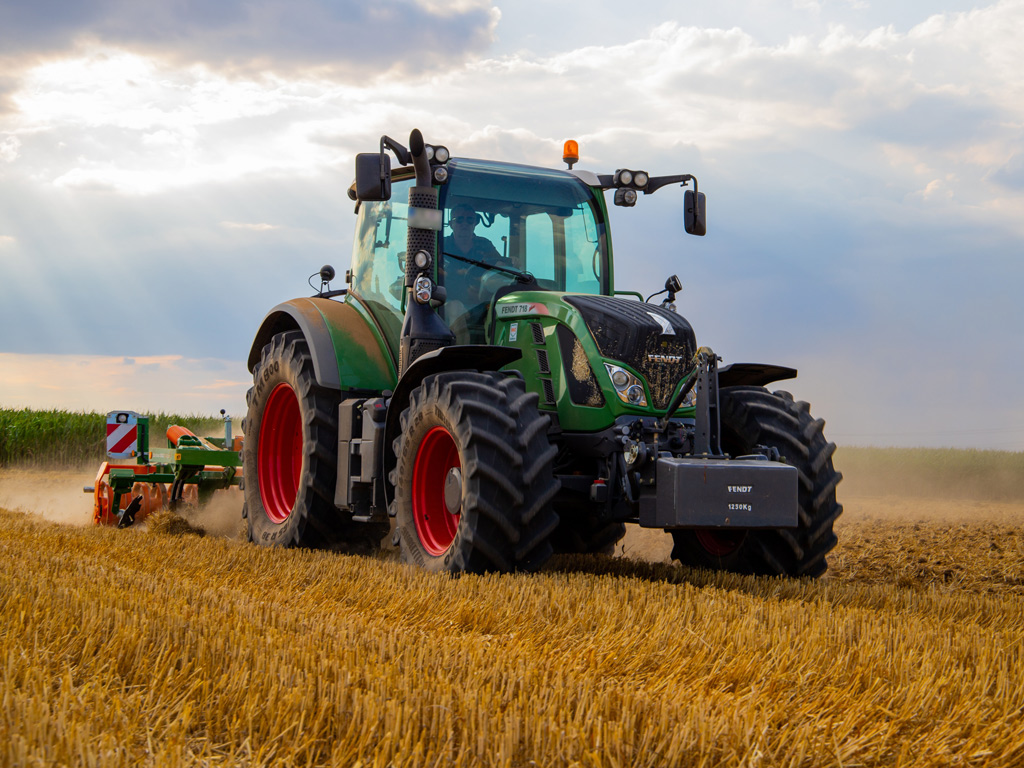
[0,469,245,537]
[839,496,1024,525]
[0,469,96,526]
[613,494,1024,567]
[177,487,246,539]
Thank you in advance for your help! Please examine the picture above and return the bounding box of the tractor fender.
[248,298,397,392]
[717,363,797,388]
[381,345,523,502]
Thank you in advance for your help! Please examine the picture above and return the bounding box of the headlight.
[603,363,648,407]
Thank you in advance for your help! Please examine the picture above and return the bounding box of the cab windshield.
[439,158,608,296]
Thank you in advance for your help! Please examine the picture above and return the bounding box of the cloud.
[991,152,1024,190]
[0,0,500,78]
[6,5,1022,211]
[221,221,280,231]
[0,135,19,162]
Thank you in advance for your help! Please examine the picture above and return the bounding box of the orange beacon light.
[563,140,579,169]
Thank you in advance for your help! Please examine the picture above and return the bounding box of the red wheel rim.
[258,383,303,524]
[695,529,745,557]
[412,426,461,556]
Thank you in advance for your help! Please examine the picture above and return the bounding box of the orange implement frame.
[91,462,166,526]
[89,420,242,527]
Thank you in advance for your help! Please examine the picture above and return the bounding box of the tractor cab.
[348,159,609,349]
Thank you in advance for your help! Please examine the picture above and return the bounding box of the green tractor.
[242,129,841,577]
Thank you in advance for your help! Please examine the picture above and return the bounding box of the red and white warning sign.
[106,411,139,458]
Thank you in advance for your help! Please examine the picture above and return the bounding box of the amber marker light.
[563,139,579,169]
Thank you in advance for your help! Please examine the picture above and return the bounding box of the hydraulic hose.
[659,346,717,431]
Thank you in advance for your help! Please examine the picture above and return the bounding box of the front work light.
[614,169,649,190]
[614,188,638,207]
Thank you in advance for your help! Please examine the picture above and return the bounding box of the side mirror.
[684,189,706,236]
[355,152,391,201]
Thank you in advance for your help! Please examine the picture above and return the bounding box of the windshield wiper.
[443,252,535,284]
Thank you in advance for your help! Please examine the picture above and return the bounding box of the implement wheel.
[391,371,560,574]
[242,330,387,551]
[670,386,843,577]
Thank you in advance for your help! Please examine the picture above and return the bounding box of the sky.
[1,0,1022,450]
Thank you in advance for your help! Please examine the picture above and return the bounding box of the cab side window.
[349,176,414,352]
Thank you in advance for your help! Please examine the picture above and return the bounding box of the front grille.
[564,295,696,409]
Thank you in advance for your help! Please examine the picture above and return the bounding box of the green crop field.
[0,407,233,468]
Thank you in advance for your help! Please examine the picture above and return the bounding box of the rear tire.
[670,386,842,577]
[390,371,560,573]
[243,330,387,551]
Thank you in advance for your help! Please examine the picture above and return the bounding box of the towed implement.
[85,410,242,527]
[242,129,842,576]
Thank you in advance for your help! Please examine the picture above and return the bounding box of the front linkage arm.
[658,347,723,458]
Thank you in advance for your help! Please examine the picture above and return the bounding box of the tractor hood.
[563,295,697,410]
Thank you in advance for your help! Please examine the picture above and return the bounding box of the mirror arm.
[380,135,411,168]
[644,174,695,195]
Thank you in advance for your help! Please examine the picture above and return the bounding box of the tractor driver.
[442,202,505,342]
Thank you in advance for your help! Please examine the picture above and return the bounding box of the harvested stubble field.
[2,468,1024,767]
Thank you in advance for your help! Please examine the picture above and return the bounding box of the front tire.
[243,330,387,551]
[670,386,842,577]
[391,371,560,573]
